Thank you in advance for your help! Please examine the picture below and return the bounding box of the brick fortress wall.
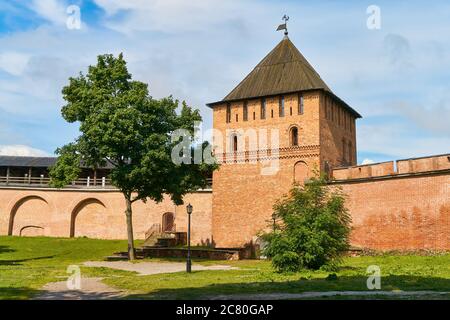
[0,188,213,245]
[332,154,450,250]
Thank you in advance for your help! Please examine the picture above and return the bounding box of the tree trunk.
[125,195,136,260]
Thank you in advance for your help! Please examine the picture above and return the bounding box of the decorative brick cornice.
[215,145,320,164]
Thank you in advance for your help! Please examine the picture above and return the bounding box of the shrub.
[261,175,351,272]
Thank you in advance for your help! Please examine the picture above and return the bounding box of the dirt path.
[35,261,238,300]
[34,277,124,300]
[83,260,238,275]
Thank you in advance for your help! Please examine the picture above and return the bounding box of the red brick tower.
[208,35,361,248]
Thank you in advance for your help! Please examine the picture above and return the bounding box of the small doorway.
[162,212,175,232]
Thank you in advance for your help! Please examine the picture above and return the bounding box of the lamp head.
[186,203,193,215]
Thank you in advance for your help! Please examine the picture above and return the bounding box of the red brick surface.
[211,91,357,247]
[0,188,213,245]
[336,172,449,250]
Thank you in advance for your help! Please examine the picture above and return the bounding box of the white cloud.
[361,159,375,165]
[382,33,413,72]
[0,0,449,159]
[394,100,450,135]
[0,52,31,76]
[0,145,49,157]
[358,122,450,159]
[93,0,246,34]
[30,0,68,26]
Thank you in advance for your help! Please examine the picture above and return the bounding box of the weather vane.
[276,14,289,36]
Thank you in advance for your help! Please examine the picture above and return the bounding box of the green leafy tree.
[261,175,351,272]
[50,53,216,260]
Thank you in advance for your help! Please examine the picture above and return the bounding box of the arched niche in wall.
[162,212,175,232]
[8,195,51,236]
[294,161,309,185]
[70,198,107,238]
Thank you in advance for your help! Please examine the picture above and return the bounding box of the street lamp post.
[271,213,277,232]
[186,203,193,273]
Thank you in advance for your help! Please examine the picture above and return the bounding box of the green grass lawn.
[0,236,131,299]
[1,236,449,300]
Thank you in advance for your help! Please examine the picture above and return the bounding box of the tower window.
[298,94,304,115]
[226,103,231,123]
[271,109,274,118]
[260,98,266,119]
[232,135,238,152]
[290,127,299,146]
[253,111,255,120]
[236,113,239,122]
[243,101,248,121]
[279,96,285,117]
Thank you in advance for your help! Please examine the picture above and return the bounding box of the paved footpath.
[34,261,238,300]
[83,260,239,275]
[35,277,124,300]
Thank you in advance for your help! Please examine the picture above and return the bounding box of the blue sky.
[0,0,449,164]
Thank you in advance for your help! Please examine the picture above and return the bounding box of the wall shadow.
[0,287,42,300]
[33,289,123,300]
[0,255,55,266]
[0,245,15,255]
[122,274,450,300]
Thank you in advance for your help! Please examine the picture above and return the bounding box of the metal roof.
[0,156,57,168]
[0,156,114,169]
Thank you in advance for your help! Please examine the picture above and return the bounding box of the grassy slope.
[1,236,449,300]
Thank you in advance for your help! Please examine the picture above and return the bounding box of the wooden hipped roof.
[207,36,361,118]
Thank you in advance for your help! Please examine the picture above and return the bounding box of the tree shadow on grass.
[33,289,124,300]
[0,286,122,300]
[0,287,42,300]
[0,245,15,255]
[123,275,450,300]
[0,255,56,266]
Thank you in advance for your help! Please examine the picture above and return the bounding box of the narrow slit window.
[243,101,248,121]
[298,94,304,115]
[261,98,266,119]
[226,103,231,123]
[291,127,299,146]
[279,96,285,117]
